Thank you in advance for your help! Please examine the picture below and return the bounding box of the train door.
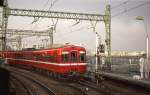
[61,51,69,73]
[70,51,78,71]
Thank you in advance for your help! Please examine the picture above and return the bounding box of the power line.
[69,0,131,27]
[43,0,50,10]
[112,1,150,17]
[55,24,93,42]
[100,0,130,13]
[71,20,80,27]
[56,26,87,38]
[48,0,59,10]
[56,21,100,42]
[111,0,130,10]
[32,0,59,29]
[48,0,59,33]
[31,0,50,24]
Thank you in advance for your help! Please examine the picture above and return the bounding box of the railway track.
[95,72,150,95]
[7,66,107,95]
[63,71,150,95]
[10,76,33,95]
[9,70,56,95]
[77,80,109,95]
[61,81,107,95]
[7,66,88,95]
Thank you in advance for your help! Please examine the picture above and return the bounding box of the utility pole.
[49,27,54,47]
[96,33,102,71]
[17,36,22,50]
[1,0,8,51]
[136,16,149,78]
[104,5,111,70]
[95,30,98,71]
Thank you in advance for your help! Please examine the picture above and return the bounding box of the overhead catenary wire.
[42,1,150,49]
[49,0,59,33]
[56,26,88,38]
[100,0,131,13]
[32,0,59,29]
[112,1,150,17]
[56,1,150,47]
[111,0,130,10]
[56,17,102,42]
[56,21,100,42]
[55,22,97,42]
[56,27,92,44]
[71,20,80,27]
[31,0,50,24]
[48,0,59,10]
[22,0,53,48]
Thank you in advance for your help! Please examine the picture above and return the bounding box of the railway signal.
[98,44,105,53]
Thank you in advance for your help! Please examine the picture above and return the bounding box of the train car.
[1,44,87,77]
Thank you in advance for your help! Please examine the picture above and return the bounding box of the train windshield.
[62,51,69,62]
[80,51,86,62]
[71,51,77,62]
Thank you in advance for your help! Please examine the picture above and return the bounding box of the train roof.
[10,44,85,52]
[42,44,85,50]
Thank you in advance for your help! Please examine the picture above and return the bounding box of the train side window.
[62,51,69,62]
[34,54,42,60]
[15,53,23,59]
[80,51,86,62]
[71,51,77,62]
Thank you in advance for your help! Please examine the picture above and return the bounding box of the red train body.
[1,45,87,75]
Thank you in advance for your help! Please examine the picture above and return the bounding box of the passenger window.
[34,54,42,60]
[62,51,69,62]
[80,51,85,62]
[80,53,85,62]
[15,53,23,59]
[71,51,77,62]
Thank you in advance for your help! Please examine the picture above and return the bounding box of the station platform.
[96,72,150,90]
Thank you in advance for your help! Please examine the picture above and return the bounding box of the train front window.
[62,51,69,62]
[71,51,77,62]
[80,51,86,62]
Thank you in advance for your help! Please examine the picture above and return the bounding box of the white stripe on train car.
[7,58,87,66]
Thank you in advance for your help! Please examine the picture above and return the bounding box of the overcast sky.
[6,0,150,52]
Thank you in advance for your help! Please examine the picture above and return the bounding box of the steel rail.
[10,71,56,95]
[10,75,34,95]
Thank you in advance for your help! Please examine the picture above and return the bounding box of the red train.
[0,44,87,77]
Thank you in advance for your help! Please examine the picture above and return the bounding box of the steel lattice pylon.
[0,29,50,36]
[7,8,104,21]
